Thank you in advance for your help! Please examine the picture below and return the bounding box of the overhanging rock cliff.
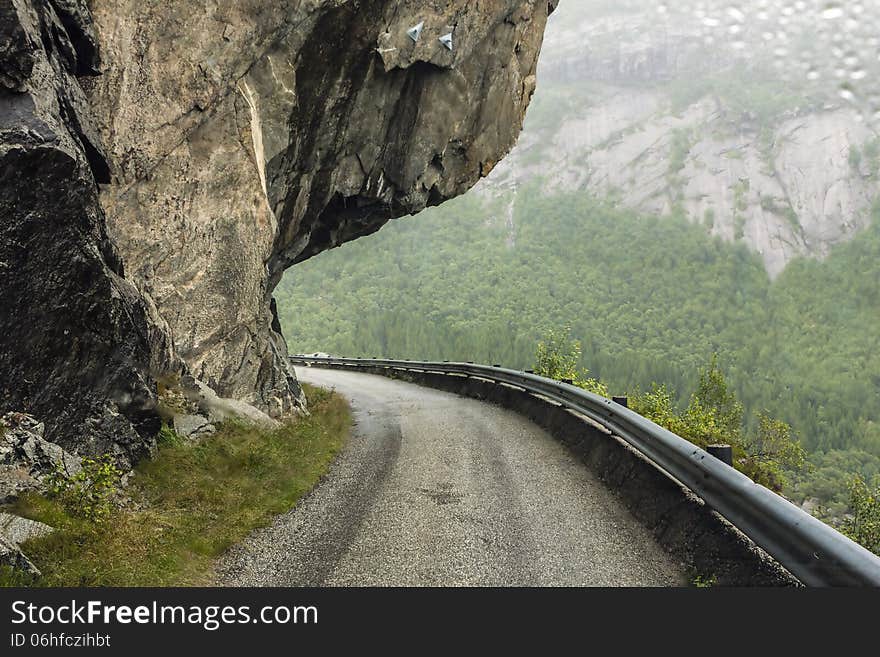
[1,0,556,462]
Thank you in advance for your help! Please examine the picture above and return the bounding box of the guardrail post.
[707,444,733,467]
[612,395,628,408]
[562,378,573,385]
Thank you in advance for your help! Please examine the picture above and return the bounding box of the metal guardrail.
[290,355,880,587]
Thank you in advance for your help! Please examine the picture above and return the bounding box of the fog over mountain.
[478,0,880,276]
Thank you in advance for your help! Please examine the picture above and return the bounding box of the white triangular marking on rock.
[439,32,454,51]
[407,22,424,43]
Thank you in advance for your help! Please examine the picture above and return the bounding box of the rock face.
[90,0,555,416]
[1,1,554,459]
[0,510,53,579]
[0,0,171,465]
[172,415,215,441]
[492,89,876,278]
[476,1,880,278]
[0,510,52,578]
[0,412,81,502]
[0,532,40,576]
[0,512,53,546]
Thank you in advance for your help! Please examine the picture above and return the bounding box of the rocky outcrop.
[0,0,170,465]
[1,1,553,460]
[0,412,81,502]
[490,89,877,277]
[89,0,555,417]
[0,532,40,576]
[0,512,53,545]
[179,376,279,430]
[172,415,216,441]
[0,510,52,577]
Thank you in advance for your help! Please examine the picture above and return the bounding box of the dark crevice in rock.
[47,0,101,75]
[55,89,111,183]
[72,123,110,182]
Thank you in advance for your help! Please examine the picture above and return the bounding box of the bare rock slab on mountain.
[0,512,53,547]
[172,415,216,441]
[0,496,53,578]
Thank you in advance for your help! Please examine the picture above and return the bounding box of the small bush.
[738,411,807,491]
[842,476,880,555]
[631,355,805,493]
[535,327,608,397]
[45,455,122,524]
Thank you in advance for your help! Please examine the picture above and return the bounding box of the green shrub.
[692,574,716,588]
[692,354,744,441]
[535,327,608,397]
[842,476,880,555]
[632,355,804,493]
[738,411,807,491]
[632,383,694,439]
[45,455,122,524]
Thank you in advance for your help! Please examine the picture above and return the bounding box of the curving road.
[216,367,687,586]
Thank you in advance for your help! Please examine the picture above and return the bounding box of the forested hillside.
[275,1,880,515]
[276,190,880,513]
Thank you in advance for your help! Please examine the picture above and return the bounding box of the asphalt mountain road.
[216,368,687,586]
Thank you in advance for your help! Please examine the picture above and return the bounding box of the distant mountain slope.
[276,182,880,455]
[475,0,880,277]
[275,188,880,510]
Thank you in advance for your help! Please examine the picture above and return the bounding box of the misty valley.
[276,1,880,538]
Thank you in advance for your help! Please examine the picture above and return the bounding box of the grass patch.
[0,384,350,587]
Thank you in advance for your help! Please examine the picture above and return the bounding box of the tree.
[534,327,581,382]
[534,327,608,397]
[631,383,694,440]
[632,355,806,493]
[691,354,744,442]
[738,411,807,492]
[842,476,880,555]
